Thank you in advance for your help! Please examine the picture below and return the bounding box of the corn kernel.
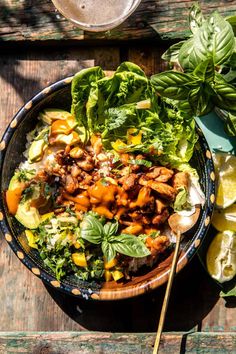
[74,241,81,249]
[25,230,38,249]
[111,270,124,282]
[104,258,117,270]
[72,253,87,267]
[41,212,54,222]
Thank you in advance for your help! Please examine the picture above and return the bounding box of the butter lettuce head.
[71,62,197,168]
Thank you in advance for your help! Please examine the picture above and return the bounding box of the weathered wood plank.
[127,45,169,76]
[0,0,236,42]
[0,47,120,137]
[0,47,120,332]
[0,48,235,333]
[0,332,235,354]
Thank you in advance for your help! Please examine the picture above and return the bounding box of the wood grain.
[0,47,120,137]
[0,47,235,333]
[0,0,236,42]
[0,332,235,353]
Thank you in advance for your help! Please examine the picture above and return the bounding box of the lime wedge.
[206,231,236,283]
[212,153,236,209]
[212,204,236,232]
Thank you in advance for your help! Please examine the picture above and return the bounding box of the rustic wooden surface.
[0,0,235,347]
[1,0,236,42]
[0,47,235,335]
[0,332,236,354]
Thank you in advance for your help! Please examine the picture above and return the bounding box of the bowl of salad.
[0,62,215,300]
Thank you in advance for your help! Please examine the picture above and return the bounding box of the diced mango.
[127,128,142,145]
[6,188,23,215]
[41,212,54,222]
[111,139,127,153]
[111,270,124,282]
[72,253,87,267]
[104,270,112,282]
[25,229,38,249]
[51,117,77,136]
[104,258,117,270]
[74,241,81,249]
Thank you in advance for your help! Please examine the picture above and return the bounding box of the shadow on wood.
[44,256,220,332]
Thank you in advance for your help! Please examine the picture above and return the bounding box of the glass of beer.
[51,0,142,32]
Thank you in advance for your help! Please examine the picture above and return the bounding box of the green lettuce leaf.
[173,187,189,212]
[71,62,198,167]
[71,66,105,129]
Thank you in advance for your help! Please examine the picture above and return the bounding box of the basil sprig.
[151,3,236,136]
[80,214,150,262]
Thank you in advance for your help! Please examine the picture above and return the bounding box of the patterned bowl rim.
[0,76,216,301]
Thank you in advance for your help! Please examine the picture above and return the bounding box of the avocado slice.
[15,202,41,229]
[51,132,80,145]
[75,126,87,143]
[8,170,35,190]
[39,109,73,125]
[9,174,24,191]
[28,139,46,163]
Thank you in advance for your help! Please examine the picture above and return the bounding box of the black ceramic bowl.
[0,76,216,300]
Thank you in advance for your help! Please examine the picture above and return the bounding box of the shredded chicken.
[37,135,187,273]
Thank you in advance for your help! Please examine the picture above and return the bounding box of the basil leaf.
[226,15,236,36]
[179,13,235,71]
[161,41,185,63]
[176,100,194,116]
[211,13,235,66]
[193,58,214,83]
[213,73,236,111]
[188,86,214,116]
[110,234,151,258]
[151,71,199,100]
[80,215,104,244]
[230,52,236,68]
[224,111,236,136]
[189,2,205,33]
[103,220,119,238]
[222,69,236,84]
[101,240,116,262]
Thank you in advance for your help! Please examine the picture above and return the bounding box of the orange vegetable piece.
[6,188,23,215]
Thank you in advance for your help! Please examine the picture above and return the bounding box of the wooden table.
[0,1,235,353]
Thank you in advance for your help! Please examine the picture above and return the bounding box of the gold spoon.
[152,206,201,354]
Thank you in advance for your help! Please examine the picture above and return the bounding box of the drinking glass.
[51,0,142,32]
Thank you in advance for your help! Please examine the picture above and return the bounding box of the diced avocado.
[8,170,35,190]
[15,203,41,229]
[51,132,80,145]
[8,174,24,191]
[28,139,46,163]
[75,126,87,143]
[34,127,50,141]
[39,109,73,125]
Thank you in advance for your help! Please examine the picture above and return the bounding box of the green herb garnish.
[151,2,236,136]
[80,214,150,262]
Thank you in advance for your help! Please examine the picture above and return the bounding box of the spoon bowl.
[168,206,201,234]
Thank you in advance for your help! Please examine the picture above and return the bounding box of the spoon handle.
[152,230,182,354]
